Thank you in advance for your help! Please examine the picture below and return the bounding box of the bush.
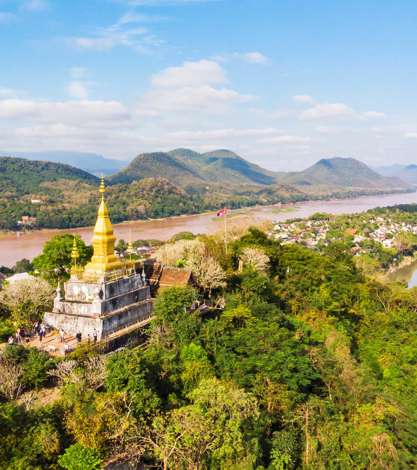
[2,345,55,390]
[22,348,55,389]
[0,318,14,342]
[58,444,102,470]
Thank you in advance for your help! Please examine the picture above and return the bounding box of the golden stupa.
[82,177,125,281]
[45,176,152,344]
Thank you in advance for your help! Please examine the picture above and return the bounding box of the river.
[2,191,417,267]
[386,258,417,288]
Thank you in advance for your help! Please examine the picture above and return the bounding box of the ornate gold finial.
[70,237,81,277]
[127,241,134,257]
[82,175,123,280]
[71,237,80,262]
[99,175,106,199]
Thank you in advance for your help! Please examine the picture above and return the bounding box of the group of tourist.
[7,321,47,345]
[75,329,98,344]
[7,321,99,357]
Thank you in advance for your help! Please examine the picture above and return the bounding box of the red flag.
[217,208,228,217]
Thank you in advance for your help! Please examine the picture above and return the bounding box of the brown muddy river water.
[2,191,417,267]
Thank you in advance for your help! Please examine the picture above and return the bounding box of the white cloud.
[117,10,166,24]
[139,85,252,116]
[0,87,19,98]
[151,60,226,88]
[125,0,217,5]
[300,102,354,120]
[138,60,253,116]
[70,13,162,53]
[234,52,269,64]
[69,67,88,79]
[0,99,130,124]
[293,94,315,104]
[169,128,280,140]
[259,135,311,145]
[67,81,89,100]
[363,111,386,119]
[67,68,91,99]
[21,0,48,11]
[0,11,16,23]
[72,27,148,51]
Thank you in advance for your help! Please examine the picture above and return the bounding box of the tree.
[155,239,205,267]
[64,391,137,454]
[180,342,213,391]
[0,277,54,327]
[33,234,92,283]
[187,254,226,297]
[149,378,259,470]
[105,349,161,420]
[0,358,24,400]
[151,287,199,349]
[239,247,270,273]
[58,444,102,470]
[13,258,33,274]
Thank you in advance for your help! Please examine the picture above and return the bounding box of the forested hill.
[111,150,411,193]
[2,227,417,467]
[0,156,99,195]
[110,148,277,186]
[0,152,413,231]
[1,151,127,176]
[278,157,410,191]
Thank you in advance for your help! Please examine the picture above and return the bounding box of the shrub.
[58,444,102,470]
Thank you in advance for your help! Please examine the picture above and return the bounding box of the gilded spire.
[82,176,123,280]
[70,237,82,278]
[71,237,79,263]
[99,175,106,199]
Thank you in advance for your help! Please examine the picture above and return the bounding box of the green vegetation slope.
[0,156,98,195]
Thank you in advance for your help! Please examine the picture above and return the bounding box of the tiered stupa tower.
[44,178,152,342]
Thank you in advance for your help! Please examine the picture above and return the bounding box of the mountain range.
[0,149,413,231]
[375,164,417,185]
[0,151,127,176]
[110,149,277,187]
[110,150,410,193]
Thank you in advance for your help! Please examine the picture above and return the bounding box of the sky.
[1,0,417,171]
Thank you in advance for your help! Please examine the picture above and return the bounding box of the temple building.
[44,178,153,342]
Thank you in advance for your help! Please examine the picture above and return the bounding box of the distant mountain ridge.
[110,148,276,186]
[111,151,411,193]
[375,164,417,186]
[0,156,98,195]
[278,157,408,192]
[0,151,412,232]
[1,151,127,176]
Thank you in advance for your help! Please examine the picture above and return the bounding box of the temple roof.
[159,266,193,289]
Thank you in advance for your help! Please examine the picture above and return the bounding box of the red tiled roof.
[159,267,193,288]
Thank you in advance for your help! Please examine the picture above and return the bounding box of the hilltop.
[1,151,127,176]
[0,152,412,231]
[278,157,409,193]
[111,151,411,194]
[375,163,417,186]
[110,148,276,187]
[0,156,99,195]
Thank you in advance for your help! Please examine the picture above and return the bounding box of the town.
[270,208,417,271]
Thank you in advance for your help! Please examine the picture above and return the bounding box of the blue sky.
[1,0,417,170]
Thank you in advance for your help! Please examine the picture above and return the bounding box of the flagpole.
[224,208,228,256]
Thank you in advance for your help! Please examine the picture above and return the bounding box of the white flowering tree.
[0,278,54,327]
[239,247,270,273]
[155,239,205,267]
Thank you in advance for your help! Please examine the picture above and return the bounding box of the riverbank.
[383,253,417,286]
[3,191,417,268]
